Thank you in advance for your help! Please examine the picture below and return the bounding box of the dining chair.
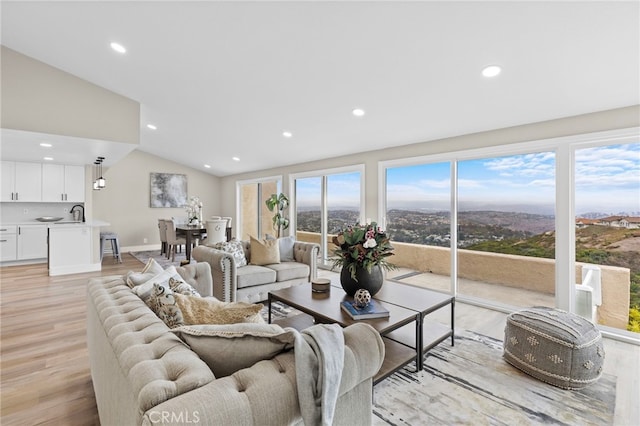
[205,219,227,245]
[158,219,168,256]
[165,219,187,261]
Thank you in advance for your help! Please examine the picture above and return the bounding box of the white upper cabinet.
[42,164,85,202]
[0,161,42,202]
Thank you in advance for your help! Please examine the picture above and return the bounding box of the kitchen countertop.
[2,219,111,227]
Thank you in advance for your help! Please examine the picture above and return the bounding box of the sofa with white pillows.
[192,236,320,303]
[87,259,385,425]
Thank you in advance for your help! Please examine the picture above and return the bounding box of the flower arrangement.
[331,222,396,280]
[185,196,203,225]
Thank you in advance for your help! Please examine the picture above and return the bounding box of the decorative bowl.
[35,217,63,222]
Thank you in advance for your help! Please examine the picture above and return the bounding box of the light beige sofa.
[87,262,384,426]
[192,240,320,303]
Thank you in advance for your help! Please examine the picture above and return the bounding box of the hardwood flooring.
[1,257,638,425]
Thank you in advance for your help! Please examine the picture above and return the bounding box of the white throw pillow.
[209,240,247,267]
[278,236,296,262]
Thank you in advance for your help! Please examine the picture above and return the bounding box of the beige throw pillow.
[172,323,295,377]
[174,294,264,325]
[249,236,280,265]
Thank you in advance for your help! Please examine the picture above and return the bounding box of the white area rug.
[373,330,615,426]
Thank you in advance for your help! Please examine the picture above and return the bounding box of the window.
[457,152,556,309]
[237,177,281,241]
[292,166,364,265]
[385,162,451,292]
[574,142,640,333]
[381,128,639,341]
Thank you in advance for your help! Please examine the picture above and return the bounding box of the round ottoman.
[503,306,605,389]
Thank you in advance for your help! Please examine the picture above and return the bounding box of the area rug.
[373,330,615,426]
[130,250,186,268]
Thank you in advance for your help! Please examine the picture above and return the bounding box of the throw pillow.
[169,277,201,297]
[265,235,296,262]
[278,236,296,262]
[208,240,247,267]
[249,236,280,265]
[142,257,165,275]
[174,294,264,325]
[125,258,165,287]
[131,265,201,297]
[171,323,295,377]
[146,283,184,328]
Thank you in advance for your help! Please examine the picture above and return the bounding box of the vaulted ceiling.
[2,1,638,176]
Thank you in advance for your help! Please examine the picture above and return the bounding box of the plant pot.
[340,264,384,297]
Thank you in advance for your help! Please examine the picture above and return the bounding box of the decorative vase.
[340,264,384,297]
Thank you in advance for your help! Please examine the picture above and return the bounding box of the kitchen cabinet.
[42,164,85,202]
[0,226,17,261]
[1,161,43,202]
[17,225,48,260]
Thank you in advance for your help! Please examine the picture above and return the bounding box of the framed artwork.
[150,173,188,208]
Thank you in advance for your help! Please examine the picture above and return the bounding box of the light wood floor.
[1,256,638,425]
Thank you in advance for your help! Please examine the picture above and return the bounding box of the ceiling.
[1,1,638,176]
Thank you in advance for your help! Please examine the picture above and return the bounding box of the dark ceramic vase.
[340,264,384,297]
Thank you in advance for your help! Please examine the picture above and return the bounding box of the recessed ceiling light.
[43,157,54,161]
[147,124,157,130]
[39,142,52,148]
[282,131,293,138]
[232,157,240,162]
[204,164,211,169]
[110,42,127,54]
[352,108,365,117]
[482,65,501,78]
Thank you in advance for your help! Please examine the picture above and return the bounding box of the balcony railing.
[296,231,631,330]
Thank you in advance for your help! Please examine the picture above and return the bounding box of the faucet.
[70,204,85,222]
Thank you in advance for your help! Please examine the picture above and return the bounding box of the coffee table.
[268,278,454,384]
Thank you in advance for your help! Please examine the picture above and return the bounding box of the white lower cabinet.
[0,226,18,261]
[17,225,48,260]
[0,224,48,261]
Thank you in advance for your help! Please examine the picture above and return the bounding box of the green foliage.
[576,249,610,264]
[265,193,290,238]
[629,306,640,333]
[331,222,396,279]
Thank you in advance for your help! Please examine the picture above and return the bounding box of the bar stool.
[100,231,122,263]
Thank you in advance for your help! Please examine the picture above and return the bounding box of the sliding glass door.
[293,166,364,266]
[237,177,281,241]
[457,152,556,309]
[574,142,639,334]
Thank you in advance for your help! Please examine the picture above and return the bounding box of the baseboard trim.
[121,244,161,253]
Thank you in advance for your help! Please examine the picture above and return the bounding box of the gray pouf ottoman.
[503,306,605,389]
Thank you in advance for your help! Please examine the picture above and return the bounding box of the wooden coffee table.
[268,278,454,384]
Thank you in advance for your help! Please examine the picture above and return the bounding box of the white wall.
[92,150,220,249]
[1,46,140,145]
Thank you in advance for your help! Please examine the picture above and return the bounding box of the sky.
[295,143,639,215]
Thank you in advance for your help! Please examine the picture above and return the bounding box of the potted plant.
[265,193,290,238]
[331,222,396,296]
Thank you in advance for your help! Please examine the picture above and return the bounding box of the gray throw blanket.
[290,324,345,426]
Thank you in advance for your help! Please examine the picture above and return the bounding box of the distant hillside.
[466,225,640,310]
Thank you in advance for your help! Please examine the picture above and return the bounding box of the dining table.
[175,224,207,261]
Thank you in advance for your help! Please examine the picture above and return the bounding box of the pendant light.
[93,159,100,190]
[97,157,106,188]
